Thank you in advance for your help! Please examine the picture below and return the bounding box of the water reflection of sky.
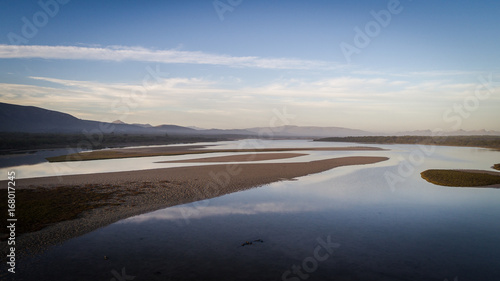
[0,140,391,179]
[3,139,498,180]
[120,147,500,226]
[3,140,500,281]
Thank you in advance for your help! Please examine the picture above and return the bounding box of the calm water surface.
[3,140,500,281]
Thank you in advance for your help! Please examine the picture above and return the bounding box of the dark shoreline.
[315,135,500,150]
[0,132,230,155]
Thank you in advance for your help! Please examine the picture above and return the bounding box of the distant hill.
[0,102,81,133]
[315,135,500,149]
[1,102,498,137]
[0,102,256,136]
[155,124,199,135]
[392,129,500,136]
[246,125,374,138]
[113,120,153,128]
[154,124,256,136]
[0,102,154,134]
[202,128,256,136]
[187,126,206,130]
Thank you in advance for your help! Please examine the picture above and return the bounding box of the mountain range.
[1,102,499,137]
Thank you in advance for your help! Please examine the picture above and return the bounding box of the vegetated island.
[315,135,500,149]
[421,169,500,187]
[0,156,388,258]
[493,163,500,171]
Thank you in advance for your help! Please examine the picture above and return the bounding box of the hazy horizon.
[1,0,499,132]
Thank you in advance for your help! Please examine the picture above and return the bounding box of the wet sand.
[1,156,388,257]
[157,152,307,163]
[46,145,385,162]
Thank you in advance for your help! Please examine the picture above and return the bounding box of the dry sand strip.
[1,156,388,257]
[46,146,385,162]
[157,152,308,163]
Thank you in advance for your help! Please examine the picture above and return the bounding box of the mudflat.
[46,145,385,162]
[157,152,307,163]
[0,156,388,257]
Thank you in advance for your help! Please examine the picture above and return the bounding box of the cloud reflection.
[121,202,322,224]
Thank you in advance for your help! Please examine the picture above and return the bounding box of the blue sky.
[0,0,499,132]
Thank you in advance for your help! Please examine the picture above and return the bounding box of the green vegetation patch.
[421,169,500,187]
[0,185,144,238]
[493,164,500,171]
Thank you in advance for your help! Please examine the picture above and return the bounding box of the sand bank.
[157,152,307,163]
[1,156,388,257]
[46,145,385,162]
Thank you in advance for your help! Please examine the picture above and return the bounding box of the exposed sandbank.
[46,145,385,162]
[157,152,307,163]
[1,156,388,257]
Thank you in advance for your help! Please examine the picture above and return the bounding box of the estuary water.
[3,140,500,281]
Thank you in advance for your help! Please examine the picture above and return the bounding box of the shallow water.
[3,140,500,280]
[0,139,387,179]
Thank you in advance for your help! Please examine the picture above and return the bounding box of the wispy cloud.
[351,69,479,78]
[1,74,498,130]
[0,44,338,70]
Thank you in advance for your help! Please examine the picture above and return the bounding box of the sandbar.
[1,156,388,257]
[157,152,307,163]
[46,145,385,162]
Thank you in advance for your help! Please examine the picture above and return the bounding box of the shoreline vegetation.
[46,146,385,162]
[0,133,231,155]
[421,169,500,187]
[0,156,388,258]
[315,135,500,149]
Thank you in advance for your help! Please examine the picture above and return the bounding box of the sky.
[0,0,499,132]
